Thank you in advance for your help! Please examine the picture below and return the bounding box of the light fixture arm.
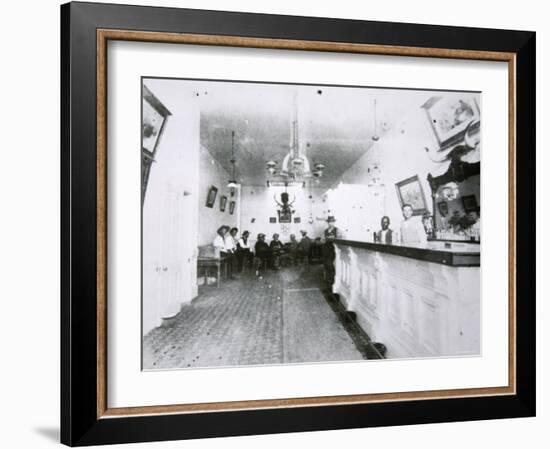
[228,130,238,195]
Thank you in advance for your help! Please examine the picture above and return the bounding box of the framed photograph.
[278,209,292,223]
[437,201,449,217]
[395,175,429,216]
[205,185,218,208]
[61,2,535,446]
[219,195,228,212]
[142,85,171,204]
[462,194,479,213]
[422,95,480,149]
[294,217,301,224]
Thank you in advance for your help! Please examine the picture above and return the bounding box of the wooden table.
[197,255,229,288]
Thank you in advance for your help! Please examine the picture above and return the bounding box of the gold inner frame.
[96,28,517,419]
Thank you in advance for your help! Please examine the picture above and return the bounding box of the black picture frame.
[141,85,171,204]
[462,194,479,213]
[205,185,218,208]
[395,175,429,216]
[219,195,228,212]
[421,95,480,150]
[278,209,292,223]
[61,1,535,446]
[229,200,236,215]
[438,201,449,217]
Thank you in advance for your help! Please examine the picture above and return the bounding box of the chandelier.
[266,91,324,180]
[227,130,238,196]
[372,98,380,142]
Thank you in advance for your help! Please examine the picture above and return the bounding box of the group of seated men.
[213,226,317,277]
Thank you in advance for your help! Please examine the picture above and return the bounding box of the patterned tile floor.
[142,265,368,370]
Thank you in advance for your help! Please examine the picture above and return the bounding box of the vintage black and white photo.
[141,78,481,370]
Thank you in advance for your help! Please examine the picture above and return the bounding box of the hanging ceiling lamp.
[367,98,385,188]
[266,160,277,175]
[313,162,325,178]
[372,98,380,142]
[227,130,238,196]
[267,90,325,181]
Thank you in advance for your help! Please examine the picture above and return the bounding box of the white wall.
[3,1,546,449]
[240,184,327,245]
[198,145,240,246]
[141,79,201,333]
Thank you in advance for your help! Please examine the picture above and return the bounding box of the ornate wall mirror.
[428,157,480,241]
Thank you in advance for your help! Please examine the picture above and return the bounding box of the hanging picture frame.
[278,209,292,223]
[141,85,171,204]
[462,194,479,213]
[219,195,228,212]
[61,2,535,446]
[437,201,449,217]
[422,95,481,149]
[205,185,218,208]
[395,175,429,216]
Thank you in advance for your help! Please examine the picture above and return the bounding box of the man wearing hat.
[213,225,238,279]
[254,233,270,276]
[323,216,339,286]
[213,225,229,253]
[269,233,284,269]
[237,230,253,271]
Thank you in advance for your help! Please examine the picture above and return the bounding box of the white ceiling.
[146,78,443,187]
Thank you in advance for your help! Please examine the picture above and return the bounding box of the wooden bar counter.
[333,239,480,359]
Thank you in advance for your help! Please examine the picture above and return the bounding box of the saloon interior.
[142,78,481,370]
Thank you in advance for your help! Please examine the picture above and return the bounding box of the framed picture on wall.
[142,85,171,204]
[437,201,449,217]
[395,175,429,216]
[229,200,236,215]
[422,95,480,149]
[219,195,227,212]
[462,194,479,213]
[205,185,218,208]
[62,2,534,446]
[278,209,292,223]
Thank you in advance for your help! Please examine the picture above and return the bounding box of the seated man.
[269,233,284,269]
[375,216,394,244]
[254,233,270,276]
[286,233,299,265]
[213,225,229,254]
[212,225,237,279]
[310,237,323,262]
[224,227,239,278]
[237,230,253,271]
[297,230,312,265]
[279,234,299,267]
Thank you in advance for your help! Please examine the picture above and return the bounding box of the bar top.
[334,239,480,267]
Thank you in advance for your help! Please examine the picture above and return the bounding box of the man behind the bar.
[375,216,393,244]
[322,216,339,285]
[399,203,427,245]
